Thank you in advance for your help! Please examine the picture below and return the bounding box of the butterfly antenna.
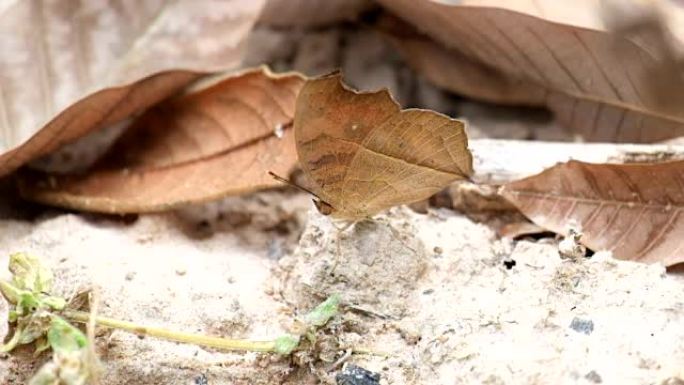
[268,171,324,201]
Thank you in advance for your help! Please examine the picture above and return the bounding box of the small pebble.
[336,364,381,385]
[194,373,209,385]
[569,317,594,335]
[125,272,136,281]
[585,370,602,383]
[176,267,187,276]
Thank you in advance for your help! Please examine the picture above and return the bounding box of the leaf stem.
[62,310,278,353]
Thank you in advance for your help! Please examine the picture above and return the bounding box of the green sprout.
[47,316,88,352]
[1,253,66,352]
[29,317,91,385]
[273,334,301,355]
[303,294,341,328]
[0,252,342,367]
[268,295,341,355]
[9,252,54,293]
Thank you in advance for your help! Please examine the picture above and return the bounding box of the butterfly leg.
[328,228,343,276]
[327,220,356,276]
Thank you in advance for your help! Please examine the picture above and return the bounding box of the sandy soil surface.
[1,20,682,385]
[1,190,683,385]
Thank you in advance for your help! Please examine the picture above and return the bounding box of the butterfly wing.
[295,73,472,219]
[294,73,399,216]
[339,109,472,217]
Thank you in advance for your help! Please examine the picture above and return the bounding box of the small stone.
[194,373,208,385]
[176,267,187,276]
[336,364,381,385]
[569,317,594,335]
[433,246,443,254]
[585,370,602,383]
[125,272,135,281]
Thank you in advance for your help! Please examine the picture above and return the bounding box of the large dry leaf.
[500,160,684,266]
[379,15,547,106]
[259,0,374,27]
[295,73,473,220]
[19,68,304,213]
[378,0,684,142]
[0,0,265,177]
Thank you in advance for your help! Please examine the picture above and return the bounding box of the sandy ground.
[1,190,683,385]
[1,20,682,385]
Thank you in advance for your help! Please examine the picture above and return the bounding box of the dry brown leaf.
[500,160,684,266]
[19,68,304,213]
[0,0,266,177]
[447,182,517,212]
[259,0,374,27]
[295,73,473,220]
[379,15,547,107]
[378,0,684,142]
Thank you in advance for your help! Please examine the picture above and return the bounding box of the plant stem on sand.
[62,309,291,353]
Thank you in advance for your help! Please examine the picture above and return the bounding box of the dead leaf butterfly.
[276,72,473,220]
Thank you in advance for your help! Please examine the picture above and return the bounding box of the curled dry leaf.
[0,0,266,177]
[19,68,304,213]
[295,73,473,220]
[378,0,684,142]
[259,0,374,28]
[500,160,684,266]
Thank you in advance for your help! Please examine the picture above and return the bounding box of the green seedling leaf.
[18,311,52,345]
[41,295,66,311]
[17,292,42,315]
[47,316,88,352]
[0,325,22,352]
[9,252,53,293]
[303,294,341,327]
[0,253,71,353]
[273,334,300,355]
[34,337,50,355]
[30,316,96,385]
[0,280,21,304]
[1,310,51,352]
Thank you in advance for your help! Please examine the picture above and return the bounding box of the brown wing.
[294,73,399,210]
[295,73,472,220]
[338,109,472,219]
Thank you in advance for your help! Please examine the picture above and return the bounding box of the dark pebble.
[336,364,381,385]
[585,370,602,383]
[569,317,594,335]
